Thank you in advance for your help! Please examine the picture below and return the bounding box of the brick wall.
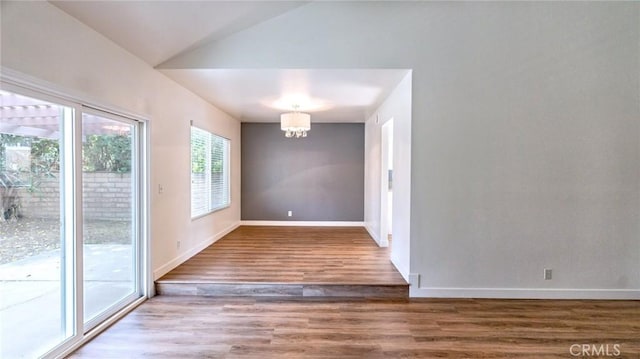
[17,172,131,220]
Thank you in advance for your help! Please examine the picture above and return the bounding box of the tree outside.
[0,133,132,263]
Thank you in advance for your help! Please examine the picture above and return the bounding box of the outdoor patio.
[0,216,134,358]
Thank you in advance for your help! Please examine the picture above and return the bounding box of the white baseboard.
[364,223,389,247]
[241,220,364,227]
[365,224,379,242]
[391,257,409,283]
[410,286,640,300]
[153,222,240,280]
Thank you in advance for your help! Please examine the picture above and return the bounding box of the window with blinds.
[191,127,230,218]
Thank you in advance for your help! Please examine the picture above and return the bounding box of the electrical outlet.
[177,241,181,249]
[544,268,552,280]
[287,210,292,217]
[158,184,164,194]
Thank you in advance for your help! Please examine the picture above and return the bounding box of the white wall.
[5,1,638,299]
[364,114,382,244]
[364,73,412,281]
[0,1,242,281]
[163,1,640,298]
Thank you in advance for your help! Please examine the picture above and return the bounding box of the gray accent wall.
[242,123,364,221]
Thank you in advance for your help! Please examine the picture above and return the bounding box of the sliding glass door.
[0,85,145,358]
[82,111,139,328]
[0,89,73,358]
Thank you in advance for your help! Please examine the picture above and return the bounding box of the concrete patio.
[0,244,133,358]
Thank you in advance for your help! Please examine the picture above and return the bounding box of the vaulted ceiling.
[50,1,407,123]
[51,1,307,67]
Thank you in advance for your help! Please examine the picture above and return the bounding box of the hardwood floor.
[69,296,640,358]
[156,226,408,298]
[72,226,640,358]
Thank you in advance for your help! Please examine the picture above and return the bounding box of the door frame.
[379,118,394,247]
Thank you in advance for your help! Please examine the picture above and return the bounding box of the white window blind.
[191,127,230,218]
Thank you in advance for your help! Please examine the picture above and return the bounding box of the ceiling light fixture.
[280,105,310,138]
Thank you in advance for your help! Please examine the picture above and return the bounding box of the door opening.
[380,118,394,247]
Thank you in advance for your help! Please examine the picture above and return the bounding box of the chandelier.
[280,106,310,138]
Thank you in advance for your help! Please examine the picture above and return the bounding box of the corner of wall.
[153,220,240,280]
[365,222,388,247]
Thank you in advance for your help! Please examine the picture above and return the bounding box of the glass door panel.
[0,90,73,358]
[81,111,138,326]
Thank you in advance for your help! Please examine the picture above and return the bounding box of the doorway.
[380,118,394,247]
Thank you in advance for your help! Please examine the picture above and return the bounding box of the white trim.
[241,220,364,227]
[409,286,640,300]
[365,224,379,242]
[379,119,393,248]
[390,258,409,283]
[153,222,240,280]
[142,119,153,297]
[365,223,389,247]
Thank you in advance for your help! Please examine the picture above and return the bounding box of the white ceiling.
[161,69,409,122]
[50,1,408,123]
[50,1,306,67]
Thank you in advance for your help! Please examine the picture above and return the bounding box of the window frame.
[190,126,231,219]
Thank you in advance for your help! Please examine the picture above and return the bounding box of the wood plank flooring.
[156,226,408,298]
[69,296,640,358]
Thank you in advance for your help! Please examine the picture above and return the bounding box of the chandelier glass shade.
[280,111,310,138]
